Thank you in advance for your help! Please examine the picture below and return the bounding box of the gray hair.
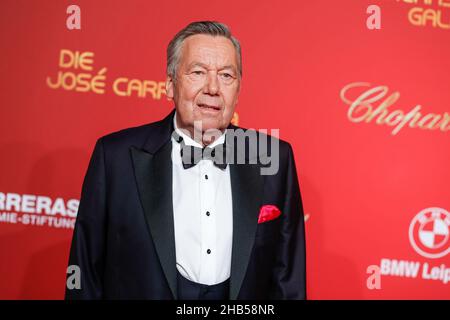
[166,21,242,81]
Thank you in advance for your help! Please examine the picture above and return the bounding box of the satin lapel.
[130,141,177,299]
[229,163,264,300]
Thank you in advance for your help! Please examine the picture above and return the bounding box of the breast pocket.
[254,218,281,240]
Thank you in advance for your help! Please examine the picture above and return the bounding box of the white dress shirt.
[171,113,233,285]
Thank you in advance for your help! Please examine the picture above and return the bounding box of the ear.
[165,76,174,100]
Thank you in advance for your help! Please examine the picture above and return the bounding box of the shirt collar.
[173,111,226,149]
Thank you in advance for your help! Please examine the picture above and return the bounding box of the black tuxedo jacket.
[65,110,306,299]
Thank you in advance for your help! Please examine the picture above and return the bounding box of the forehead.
[179,34,238,68]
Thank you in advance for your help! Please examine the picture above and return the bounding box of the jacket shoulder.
[97,118,164,150]
[230,125,292,158]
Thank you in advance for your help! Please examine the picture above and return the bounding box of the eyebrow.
[188,62,237,73]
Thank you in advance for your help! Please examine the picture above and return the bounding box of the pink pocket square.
[258,205,281,224]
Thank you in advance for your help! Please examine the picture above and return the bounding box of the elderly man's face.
[166,34,240,141]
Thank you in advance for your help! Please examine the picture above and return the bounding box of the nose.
[204,71,219,95]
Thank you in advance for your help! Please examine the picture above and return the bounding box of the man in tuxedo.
[65,21,306,300]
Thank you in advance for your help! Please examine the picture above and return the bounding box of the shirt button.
[207,249,211,254]
[206,211,210,216]
[205,174,208,180]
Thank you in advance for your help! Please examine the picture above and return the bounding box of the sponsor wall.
[0,0,449,299]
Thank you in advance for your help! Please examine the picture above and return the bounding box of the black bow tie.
[172,131,228,170]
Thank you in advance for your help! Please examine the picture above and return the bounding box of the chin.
[195,117,224,132]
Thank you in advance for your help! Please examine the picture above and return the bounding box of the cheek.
[180,80,203,101]
[223,88,240,109]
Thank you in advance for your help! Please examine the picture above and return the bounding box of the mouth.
[197,103,222,111]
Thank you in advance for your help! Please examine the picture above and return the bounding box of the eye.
[220,73,235,81]
[192,70,205,75]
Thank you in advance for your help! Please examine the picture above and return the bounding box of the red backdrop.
[1,0,449,299]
